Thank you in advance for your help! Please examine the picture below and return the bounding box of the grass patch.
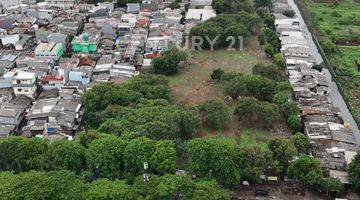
[239,129,269,150]
[305,0,360,43]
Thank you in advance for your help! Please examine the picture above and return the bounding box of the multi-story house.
[12,72,38,99]
[46,0,78,9]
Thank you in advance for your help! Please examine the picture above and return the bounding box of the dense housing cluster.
[0,0,212,140]
[274,0,358,186]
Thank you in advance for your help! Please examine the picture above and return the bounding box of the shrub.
[211,68,225,81]
[286,115,302,133]
[200,100,230,129]
[282,10,295,18]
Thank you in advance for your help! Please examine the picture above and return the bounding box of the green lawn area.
[330,46,360,123]
[305,0,360,43]
[239,129,269,150]
[169,36,271,105]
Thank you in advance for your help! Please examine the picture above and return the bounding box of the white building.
[45,0,78,9]
[12,72,37,99]
[0,0,22,9]
[186,7,216,22]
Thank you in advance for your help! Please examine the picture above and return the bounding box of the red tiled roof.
[41,75,64,82]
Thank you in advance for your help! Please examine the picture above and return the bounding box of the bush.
[211,68,225,81]
[322,39,339,54]
[273,53,286,69]
[200,100,230,129]
[282,10,295,18]
[252,63,284,82]
[286,115,302,133]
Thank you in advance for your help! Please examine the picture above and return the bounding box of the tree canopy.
[152,46,188,75]
[268,137,297,172]
[200,100,230,129]
[186,137,241,187]
[287,155,323,186]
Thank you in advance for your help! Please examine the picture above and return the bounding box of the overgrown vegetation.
[299,0,360,126]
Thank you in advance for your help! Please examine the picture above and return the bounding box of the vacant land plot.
[169,36,271,105]
[304,0,360,44]
[299,0,360,125]
[330,46,360,121]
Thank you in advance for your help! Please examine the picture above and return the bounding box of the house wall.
[13,85,37,98]
[0,0,21,8]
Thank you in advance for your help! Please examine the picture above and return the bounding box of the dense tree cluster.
[252,63,285,82]
[224,74,280,101]
[234,97,280,127]
[152,46,188,75]
[82,74,172,127]
[82,74,201,140]
[0,170,229,200]
[189,14,258,49]
[258,28,281,57]
[186,137,241,187]
[0,135,176,180]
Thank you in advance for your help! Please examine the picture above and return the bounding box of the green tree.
[222,24,250,46]
[192,180,230,199]
[320,177,344,197]
[0,137,48,172]
[224,74,276,101]
[265,44,275,57]
[287,155,323,186]
[257,101,280,127]
[239,146,273,183]
[273,53,286,69]
[189,22,222,49]
[273,91,288,105]
[348,149,360,190]
[252,63,284,82]
[283,101,300,118]
[47,140,85,173]
[268,137,297,171]
[287,115,302,133]
[291,132,310,154]
[85,179,132,200]
[152,46,188,75]
[124,137,176,178]
[86,135,128,179]
[254,0,272,9]
[200,100,230,129]
[234,97,258,122]
[7,170,86,200]
[186,137,241,187]
[77,130,104,148]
